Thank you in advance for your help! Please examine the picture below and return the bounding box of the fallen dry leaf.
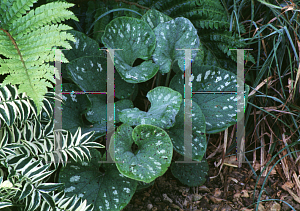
[214,188,222,197]
[241,190,250,198]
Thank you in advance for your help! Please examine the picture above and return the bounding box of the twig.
[175,199,184,209]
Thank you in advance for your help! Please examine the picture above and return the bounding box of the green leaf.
[59,149,138,211]
[165,100,207,162]
[61,83,105,138]
[61,83,134,139]
[115,71,138,100]
[0,202,13,209]
[40,191,56,210]
[135,180,155,193]
[110,123,173,183]
[141,9,172,29]
[115,99,134,123]
[171,156,209,187]
[29,190,41,211]
[66,29,138,101]
[101,16,159,83]
[0,2,78,115]
[152,17,201,74]
[119,86,182,129]
[67,56,107,94]
[19,183,34,200]
[169,57,250,134]
[37,183,64,193]
[61,29,102,80]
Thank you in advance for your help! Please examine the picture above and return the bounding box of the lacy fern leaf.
[0,0,78,115]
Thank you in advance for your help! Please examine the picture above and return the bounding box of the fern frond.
[8,2,78,36]
[0,176,21,209]
[192,19,229,29]
[0,84,100,210]
[175,7,226,22]
[0,1,78,115]
[0,0,37,29]
[0,0,13,25]
[0,84,28,126]
[193,0,225,11]
[7,116,103,169]
[1,157,94,210]
[199,31,245,47]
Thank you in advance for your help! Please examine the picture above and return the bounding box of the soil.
[121,160,300,211]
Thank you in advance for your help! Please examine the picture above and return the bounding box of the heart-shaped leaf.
[59,149,138,211]
[61,83,133,139]
[165,100,206,162]
[66,56,108,125]
[61,29,104,81]
[171,156,209,187]
[119,86,182,129]
[169,53,249,134]
[109,123,173,183]
[61,83,106,139]
[152,17,201,74]
[101,16,159,83]
[63,30,138,102]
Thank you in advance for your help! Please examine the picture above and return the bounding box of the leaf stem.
[156,72,161,87]
[165,70,171,87]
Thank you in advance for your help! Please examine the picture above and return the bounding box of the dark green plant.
[57,4,252,210]
[0,0,255,210]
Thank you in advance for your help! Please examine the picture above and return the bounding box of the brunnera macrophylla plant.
[58,9,250,211]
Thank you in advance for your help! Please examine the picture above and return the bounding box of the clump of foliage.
[0,0,255,210]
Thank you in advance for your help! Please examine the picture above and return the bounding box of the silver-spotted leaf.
[66,56,108,124]
[119,86,182,129]
[61,30,104,81]
[165,100,206,162]
[61,83,106,139]
[61,83,133,139]
[65,30,138,101]
[152,17,201,74]
[169,55,249,134]
[171,156,209,187]
[59,149,138,211]
[141,9,172,29]
[115,70,138,100]
[101,17,159,83]
[109,123,173,183]
[115,99,134,123]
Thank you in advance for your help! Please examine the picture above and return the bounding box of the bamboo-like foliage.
[0,84,104,210]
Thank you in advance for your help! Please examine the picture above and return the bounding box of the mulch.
[122,156,300,211]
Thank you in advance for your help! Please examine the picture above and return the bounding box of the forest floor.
[121,161,300,211]
[121,133,300,211]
